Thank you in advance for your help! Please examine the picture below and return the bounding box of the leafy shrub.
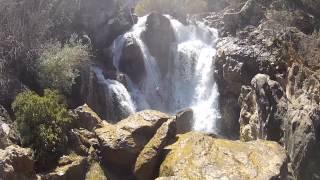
[12,89,73,160]
[135,0,208,16]
[37,37,90,94]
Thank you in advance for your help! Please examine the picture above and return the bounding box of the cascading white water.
[92,67,136,120]
[111,15,220,133]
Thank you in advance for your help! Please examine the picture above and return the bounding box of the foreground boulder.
[95,110,172,170]
[41,154,88,180]
[134,119,176,180]
[159,132,288,180]
[0,145,36,180]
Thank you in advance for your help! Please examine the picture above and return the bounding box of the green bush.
[12,89,73,160]
[37,37,90,94]
[135,0,208,16]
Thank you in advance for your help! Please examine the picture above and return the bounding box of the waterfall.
[110,15,220,133]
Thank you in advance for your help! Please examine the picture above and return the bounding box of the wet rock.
[81,65,133,121]
[74,104,102,131]
[95,110,172,170]
[134,119,176,180]
[41,154,88,180]
[119,36,146,84]
[142,12,176,75]
[159,132,288,180]
[175,108,193,134]
[0,145,36,180]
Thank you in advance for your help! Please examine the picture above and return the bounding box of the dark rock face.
[142,12,176,76]
[0,76,27,109]
[81,65,132,121]
[119,37,146,84]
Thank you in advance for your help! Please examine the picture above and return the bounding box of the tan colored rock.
[0,145,36,180]
[74,104,102,131]
[159,132,288,180]
[95,110,171,170]
[42,154,88,180]
[134,119,176,180]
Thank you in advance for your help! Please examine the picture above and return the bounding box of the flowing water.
[110,15,220,133]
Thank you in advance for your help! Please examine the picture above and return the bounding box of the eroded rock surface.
[0,145,36,180]
[134,119,176,180]
[159,132,288,180]
[95,110,172,170]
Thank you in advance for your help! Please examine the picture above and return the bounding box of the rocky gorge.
[0,0,320,179]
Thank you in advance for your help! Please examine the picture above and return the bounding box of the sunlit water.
[110,15,220,133]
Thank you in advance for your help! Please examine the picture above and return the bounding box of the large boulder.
[134,119,176,180]
[159,132,288,180]
[0,145,36,180]
[41,154,88,180]
[95,110,172,170]
[74,104,102,131]
[142,12,176,75]
[119,36,146,84]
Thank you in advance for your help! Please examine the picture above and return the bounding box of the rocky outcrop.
[142,12,176,76]
[41,154,88,180]
[0,105,14,148]
[159,132,288,180]
[74,104,102,131]
[119,37,146,84]
[239,74,287,142]
[134,119,176,180]
[69,128,99,156]
[95,110,172,170]
[0,145,36,180]
[175,108,193,134]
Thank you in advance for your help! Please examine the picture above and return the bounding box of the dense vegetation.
[37,37,90,94]
[12,90,73,162]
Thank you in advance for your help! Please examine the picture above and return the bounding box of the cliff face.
[206,0,320,179]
